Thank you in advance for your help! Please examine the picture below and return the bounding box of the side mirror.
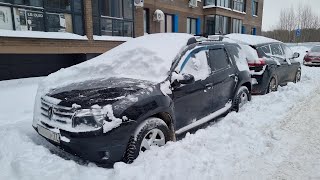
[179,74,195,85]
[293,52,300,59]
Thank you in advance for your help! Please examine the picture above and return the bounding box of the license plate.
[37,125,60,144]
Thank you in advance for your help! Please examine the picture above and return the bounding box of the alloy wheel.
[140,128,165,152]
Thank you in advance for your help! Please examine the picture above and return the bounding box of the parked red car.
[304,46,320,66]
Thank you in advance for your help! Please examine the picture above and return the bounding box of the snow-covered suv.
[226,34,301,95]
[33,33,252,166]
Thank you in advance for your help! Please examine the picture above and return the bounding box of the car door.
[172,48,214,131]
[270,43,289,84]
[281,44,299,81]
[208,46,237,112]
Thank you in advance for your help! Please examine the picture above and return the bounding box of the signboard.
[0,6,13,30]
[296,29,301,37]
[26,11,44,31]
[14,8,44,31]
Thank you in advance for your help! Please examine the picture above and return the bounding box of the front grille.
[40,97,75,125]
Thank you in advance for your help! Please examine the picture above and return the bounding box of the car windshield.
[310,46,320,52]
[40,33,193,91]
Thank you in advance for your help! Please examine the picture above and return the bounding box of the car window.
[310,46,320,52]
[209,48,230,71]
[281,44,294,59]
[270,44,284,56]
[260,45,271,55]
[179,50,211,81]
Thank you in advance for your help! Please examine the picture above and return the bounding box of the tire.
[267,77,278,94]
[122,117,171,164]
[294,69,301,83]
[232,86,250,112]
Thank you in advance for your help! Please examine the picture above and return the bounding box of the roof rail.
[194,34,225,42]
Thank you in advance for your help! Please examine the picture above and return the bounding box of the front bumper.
[33,122,133,166]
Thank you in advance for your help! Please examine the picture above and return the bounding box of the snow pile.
[102,105,125,133]
[41,33,192,89]
[226,33,280,45]
[0,29,88,40]
[289,45,310,63]
[237,44,257,71]
[1,45,320,180]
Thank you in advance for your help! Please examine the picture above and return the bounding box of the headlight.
[72,108,106,128]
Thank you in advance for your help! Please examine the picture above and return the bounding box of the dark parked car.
[226,34,301,95]
[33,34,252,166]
[304,45,320,66]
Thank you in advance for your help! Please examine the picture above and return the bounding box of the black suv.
[251,42,301,94]
[225,34,301,95]
[33,34,252,166]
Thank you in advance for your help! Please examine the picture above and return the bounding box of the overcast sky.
[262,0,320,31]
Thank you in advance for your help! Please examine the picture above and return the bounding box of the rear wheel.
[294,69,301,83]
[232,86,250,112]
[267,77,278,93]
[122,117,170,164]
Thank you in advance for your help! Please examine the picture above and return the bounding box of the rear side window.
[209,48,230,71]
[260,45,271,55]
[310,46,320,52]
[270,44,284,56]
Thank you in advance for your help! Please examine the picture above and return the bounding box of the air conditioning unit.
[189,0,198,8]
[134,0,144,7]
[153,9,165,22]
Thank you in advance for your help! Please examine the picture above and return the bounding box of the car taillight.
[248,58,266,67]
[304,55,311,61]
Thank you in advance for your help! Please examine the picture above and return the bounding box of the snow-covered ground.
[1,46,320,180]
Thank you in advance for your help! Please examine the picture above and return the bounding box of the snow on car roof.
[41,33,193,91]
[225,33,280,46]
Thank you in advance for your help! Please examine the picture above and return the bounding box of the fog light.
[102,151,110,160]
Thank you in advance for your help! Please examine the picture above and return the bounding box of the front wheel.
[122,117,171,164]
[232,86,250,112]
[294,69,301,83]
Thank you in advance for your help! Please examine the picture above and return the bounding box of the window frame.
[253,0,258,16]
[187,17,197,34]
[143,8,149,34]
[92,0,134,37]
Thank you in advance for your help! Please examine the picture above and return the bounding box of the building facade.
[0,0,264,80]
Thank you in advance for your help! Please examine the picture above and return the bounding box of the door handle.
[205,83,213,88]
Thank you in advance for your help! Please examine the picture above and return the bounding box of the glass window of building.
[206,15,230,35]
[216,15,230,34]
[205,0,231,8]
[205,0,215,5]
[160,14,173,33]
[233,0,244,12]
[206,16,215,35]
[0,0,84,35]
[232,18,242,33]
[143,9,149,34]
[187,18,197,34]
[92,0,134,37]
[253,0,258,16]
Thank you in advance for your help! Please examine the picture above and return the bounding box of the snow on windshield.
[226,33,280,45]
